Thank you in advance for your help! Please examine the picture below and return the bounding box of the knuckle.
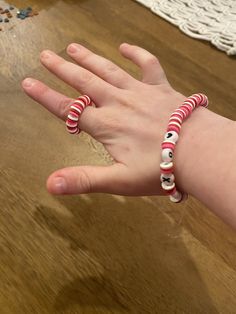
[120,92,137,110]
[77,169,92,193]
[79,70,94,86]
[60,98,73,119]
[102,61,119,77]
[102,115,122,132]
[145,55,159,66]
[78,49,91,62]
[51,56,65,68]
[94,114,123,138]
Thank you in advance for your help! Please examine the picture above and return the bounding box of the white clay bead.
[161,148,173,162]
[161,182,175,191]
[171,111,183,119]
[169,121,182,130]
[83,95,91,105]
[68,113,79,121]
[163,140,175,145]
[71,105,82,115]
[67,126,79,134]
[169,191,183,203]
[169,116,182,124]
[66,120,78,128]
[176,108,187,119]
[73,99,86,109]
[164,131,179,143]
[160,173,175,186]
[184,99,195,109]
[160,161,173,170]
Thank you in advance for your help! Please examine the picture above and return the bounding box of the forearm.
[175,107,236,228]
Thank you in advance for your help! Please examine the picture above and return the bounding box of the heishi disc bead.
[72,103,84,112]
[169,116,182,124]
[70,104,83,115]
[161,182,175,191]
[164,131,179,143]
[176,108,187,119]
[184,98,196,109]
[166,186,177,195]
[192,93,202,101]
[167,125,180,134]
[201,94,208,107]
[168,121,181,133]
[171,111,184,120]
[68,112,79,121]
[160,161,173,171]
[84,95,91,105]
[77,96,87,105]
[160,173,175,186]
[161,148,173,162]
[180,106,190,116]
[186,102,194,111]
[169,190,183,203]
[161,141,175,151]
[168,121,181,128]
[181,104,192,114]
[190,95,200,107]
[66,119,78,128]
[67,126,80,134]
[161,168,173,175]
[79,95,91,106]
[193,93,208,107]
[73,99,86,109]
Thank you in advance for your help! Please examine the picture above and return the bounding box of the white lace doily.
[135,0,236,55]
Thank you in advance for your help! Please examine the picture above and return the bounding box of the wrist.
[174,106,232,198]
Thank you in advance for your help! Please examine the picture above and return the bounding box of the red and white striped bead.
[66,126,80,135]
[68,112,79,122]
[169,115,182,124]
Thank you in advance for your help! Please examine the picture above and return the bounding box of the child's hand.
[22,43,186,196]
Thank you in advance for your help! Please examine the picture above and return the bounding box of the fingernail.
[52,177,67,194]
[22,78,36,88]
[40,50,53,59]
[121,43,129,48]
[67,44,79,53]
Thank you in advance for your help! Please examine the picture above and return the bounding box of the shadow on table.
[35,193,218,313]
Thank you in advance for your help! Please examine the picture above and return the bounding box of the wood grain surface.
[0,0,236,313]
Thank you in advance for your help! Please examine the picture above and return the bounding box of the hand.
[22,43,186,196]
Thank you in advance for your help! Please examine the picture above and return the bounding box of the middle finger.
[67,43,139,89]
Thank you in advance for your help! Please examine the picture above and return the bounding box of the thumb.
[46,163,128,195]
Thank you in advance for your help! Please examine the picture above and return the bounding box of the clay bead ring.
[66,95,92,135]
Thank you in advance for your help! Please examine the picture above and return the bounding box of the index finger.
[40,50,120,104]
[22,78,75,120]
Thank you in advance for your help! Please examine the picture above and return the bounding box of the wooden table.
[0,0,235,313]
